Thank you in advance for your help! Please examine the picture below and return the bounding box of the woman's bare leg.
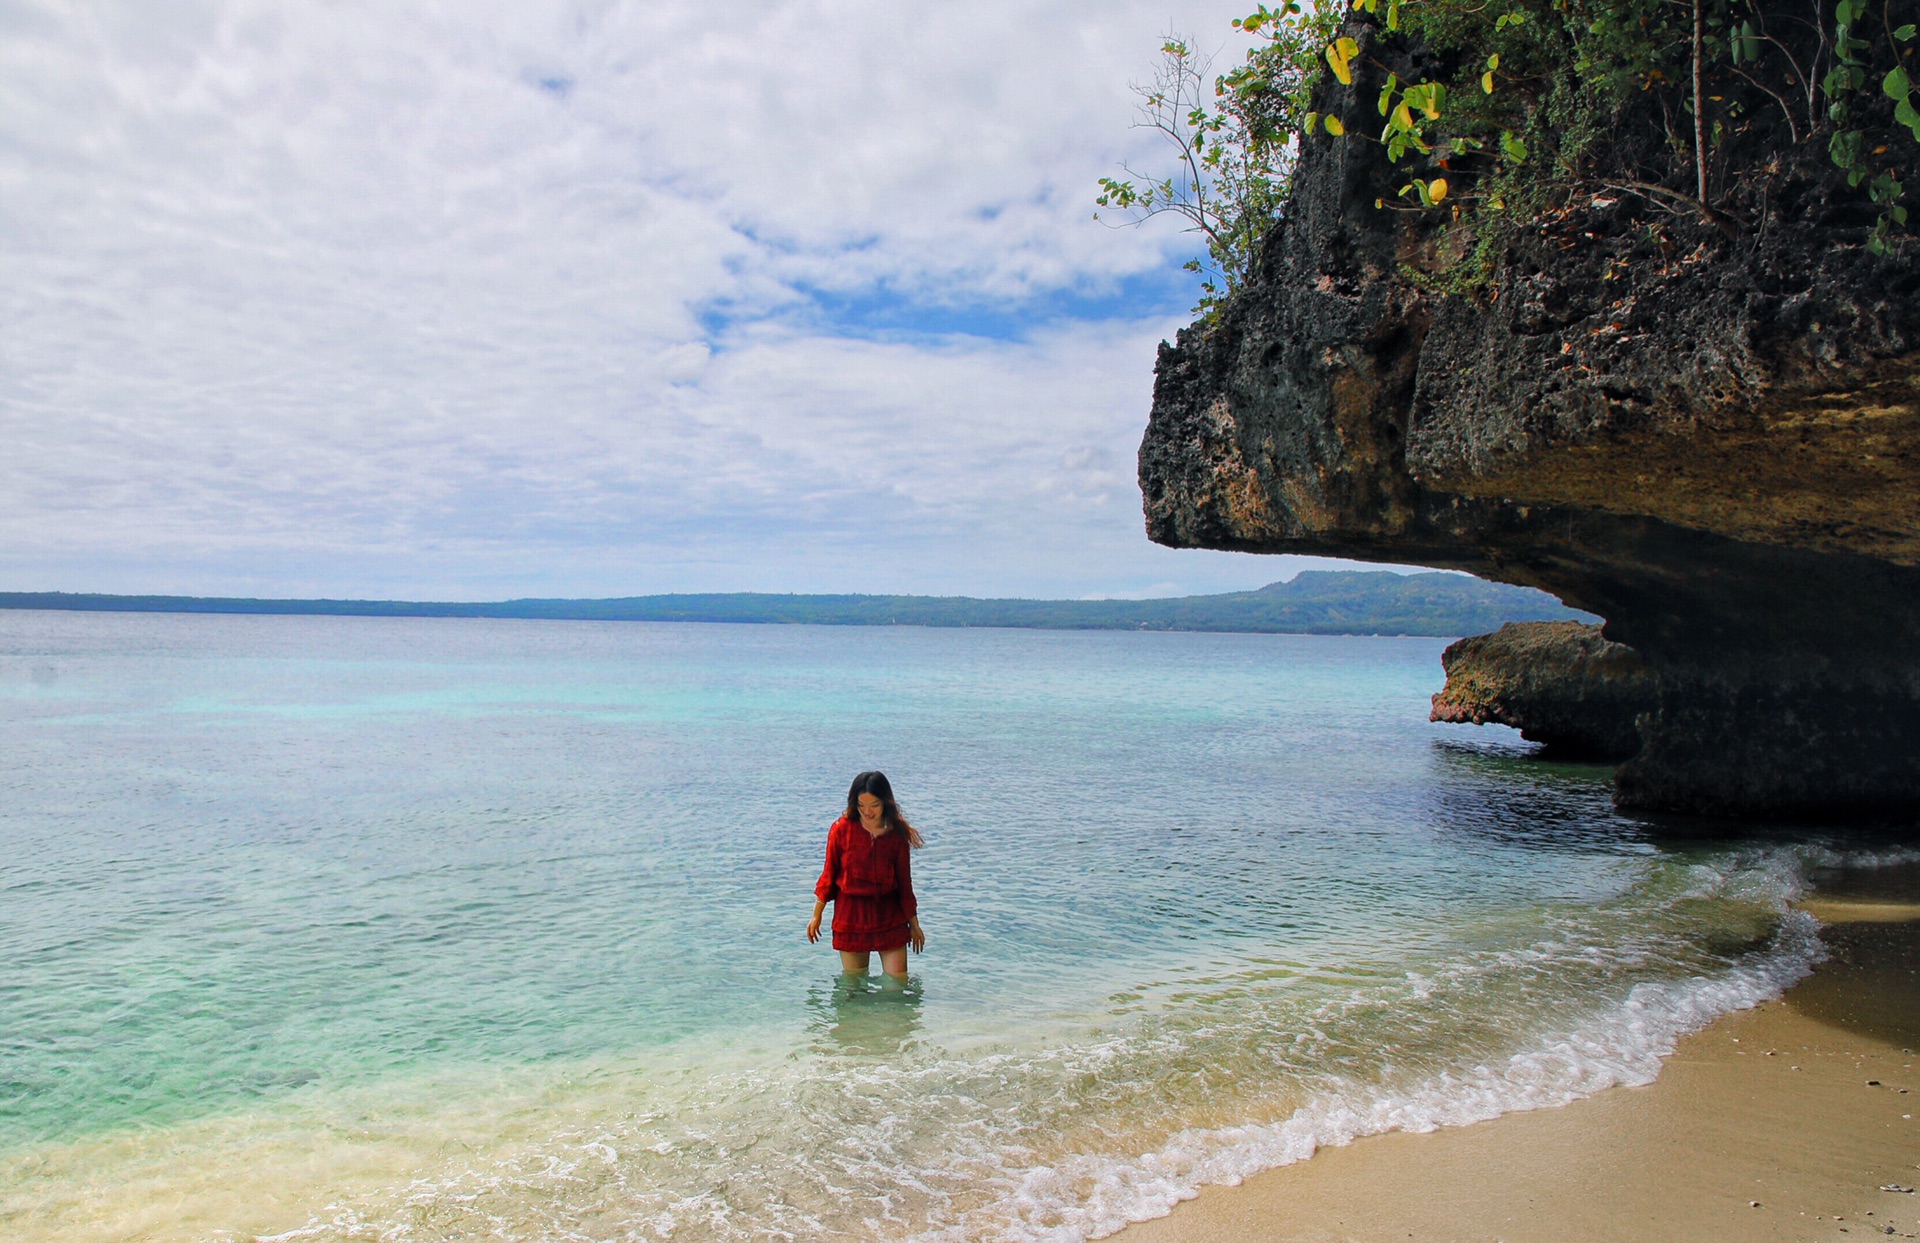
[879,946,908,978]
[839,950,871,975]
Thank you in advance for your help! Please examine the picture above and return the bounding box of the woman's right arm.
[808,826,839,942]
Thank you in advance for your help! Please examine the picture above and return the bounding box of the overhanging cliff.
[1138,16,1920,820]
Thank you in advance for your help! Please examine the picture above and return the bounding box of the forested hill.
[0,572,1589,637]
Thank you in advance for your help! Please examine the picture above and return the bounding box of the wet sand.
[1117,862,1920,1243]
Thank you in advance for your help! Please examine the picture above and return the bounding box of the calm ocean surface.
[0,610,1851,1240]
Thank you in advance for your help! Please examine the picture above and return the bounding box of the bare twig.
[1601,179,1745,236]
[1728,63,1804,141]
[1754,26,1821,134]
[1729,0,1828,138]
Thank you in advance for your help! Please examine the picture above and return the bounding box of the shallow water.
[0,610,1857,1239]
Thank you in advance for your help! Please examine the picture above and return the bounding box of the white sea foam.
[1803,842,1920,871]
[947,905,1823,1242]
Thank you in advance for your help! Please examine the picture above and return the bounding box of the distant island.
[0,571,1589,637]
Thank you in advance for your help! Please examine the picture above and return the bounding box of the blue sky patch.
[700,265,1203,346]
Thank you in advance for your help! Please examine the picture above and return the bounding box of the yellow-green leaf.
[1325,114,1346,136]
[1327,37,1359,85]
[1428,177,1449,202]
[1405,84,1443,119]
[1305,111,1320,134]
[1482,70,1496,93]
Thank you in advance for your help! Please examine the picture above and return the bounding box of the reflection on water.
[805,973,925,1058]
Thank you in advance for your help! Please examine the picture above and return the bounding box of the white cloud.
[0,0,1395,599]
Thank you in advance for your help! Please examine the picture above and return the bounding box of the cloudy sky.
[2,0,1393,600]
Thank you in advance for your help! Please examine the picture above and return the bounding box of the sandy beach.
[1118,862,1920,1243]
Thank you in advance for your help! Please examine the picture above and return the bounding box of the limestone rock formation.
[1430,622,1656,761]
[1138,14,1920,820]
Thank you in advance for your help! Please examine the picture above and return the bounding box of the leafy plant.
[1096,4,1337,313]
[1305,0,1920,251]
[1823,0,1919,248]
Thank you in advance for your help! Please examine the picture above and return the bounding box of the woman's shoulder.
[828,814,854,835]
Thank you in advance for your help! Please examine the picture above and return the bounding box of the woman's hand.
[806,912,822,943]
[908,919,925,954]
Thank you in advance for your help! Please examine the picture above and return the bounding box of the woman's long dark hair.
[845,770,923,848]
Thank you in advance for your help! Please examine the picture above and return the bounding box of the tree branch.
[1693,0,1711,206]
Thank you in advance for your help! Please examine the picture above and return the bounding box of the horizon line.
[0,568,1468,611]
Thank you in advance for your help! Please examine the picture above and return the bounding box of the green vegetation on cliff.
[1319,0,1919,252]
[0,572,1589,637]
[1107,0,1919,303]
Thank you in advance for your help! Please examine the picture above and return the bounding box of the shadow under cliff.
[1790,863,1920,1048]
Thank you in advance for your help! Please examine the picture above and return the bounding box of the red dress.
[814,815,917,953]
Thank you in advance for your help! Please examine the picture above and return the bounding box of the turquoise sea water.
[0,610,1858,1240]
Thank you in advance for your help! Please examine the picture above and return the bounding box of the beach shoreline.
[1114,861,1920,1243]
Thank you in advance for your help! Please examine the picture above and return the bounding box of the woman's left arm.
[899,838,925,954]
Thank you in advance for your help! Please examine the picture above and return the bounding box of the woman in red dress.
[807,771,926,978]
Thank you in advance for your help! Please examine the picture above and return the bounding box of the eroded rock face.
[1431,622,1655,761]
[1139,19,1920,821]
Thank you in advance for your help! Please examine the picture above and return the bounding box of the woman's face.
[856,793,884,828]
